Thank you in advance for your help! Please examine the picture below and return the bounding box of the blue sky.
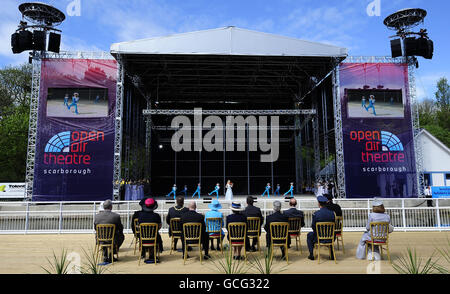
[1,0,448,101]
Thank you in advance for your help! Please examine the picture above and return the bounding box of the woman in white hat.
[356,198,394,260]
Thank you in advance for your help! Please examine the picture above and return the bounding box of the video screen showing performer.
[345,89,404,118]
[46,87,109,118]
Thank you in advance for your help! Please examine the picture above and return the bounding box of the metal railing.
[0,198,449,234]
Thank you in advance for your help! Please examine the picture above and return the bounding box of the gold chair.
[246,217,261,253]
[288,217,302,254]
[334,216,345,253]
[95,224,117,264]
[138,223,160,266]
[183,223,203,265]
[170,218,182,255]
[269,222,289,264]
[228,222,247,262]
[205,217,224,253]
[132,218,140,255]
[366,222,391,262]
[314,222,336,264]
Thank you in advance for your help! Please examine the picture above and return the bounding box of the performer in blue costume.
[68,92,80,115]
[166,184,177,199]
[63,94,69,108]
[283,182,294,197]
[274,184,281,196]
[192,183,201,198]
[94,95,100,104]
[179,185,188,197]
[364,95,377,116]
[261,183,271,198]
[361,96,366,108]
[208,183,220,199]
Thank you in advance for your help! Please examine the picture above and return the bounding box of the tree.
[435,77,450,111]
[0,64,32,116]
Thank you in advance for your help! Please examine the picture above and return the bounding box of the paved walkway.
[0,231,448,274]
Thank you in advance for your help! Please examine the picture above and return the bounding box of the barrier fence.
[0,198,449,234]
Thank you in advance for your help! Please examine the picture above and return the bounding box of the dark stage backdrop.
[32,58,117,201]
[339,62,417,198]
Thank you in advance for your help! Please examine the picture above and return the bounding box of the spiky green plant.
[79,246,110,274]
[391,247,441,274]
[248,248,288,274]
[41,249,71,274]
[208,249,251,274]
[433,237,450,274]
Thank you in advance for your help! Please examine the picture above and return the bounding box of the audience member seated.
[325,194,342,217]
[264,200,288,259]
[166,196,189,252]
[226,202,248,260]
[180,202,211,260]
[94,200,125,265]
[306,196,336,261]
[356,199,394,260]
[283,197,305,248]
[243,196,263,252]
[205,199,225,251]
[138,198,163,264]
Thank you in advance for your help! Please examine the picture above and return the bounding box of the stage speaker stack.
[32,30,46,51]
[390,39,402,58]
[404,37,434,60]
[11,30,33,54]
[404,37,418,56]
[48,32,61,53]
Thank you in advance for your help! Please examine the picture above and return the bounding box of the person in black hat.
[138,198,163,263]
[166,196,189,252]
[226,202,248,260]
[243,196,263,252]
[306,195,336,261]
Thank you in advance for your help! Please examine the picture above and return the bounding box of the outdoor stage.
[0,231,448,274]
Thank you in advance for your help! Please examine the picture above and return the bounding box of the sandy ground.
[0,231,449,274]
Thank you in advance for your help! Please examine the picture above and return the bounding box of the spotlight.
[158,144,163,149]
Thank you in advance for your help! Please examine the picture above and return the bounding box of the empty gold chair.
[334,216,344,253]
[269,222,289,264]
[95,224,117,264]
[205,217,224,253]
[138,223,160,266]
[183,223,203,265]
[366,222,391,262]
[228,222,247,262]
[314,222,336,264]
[246,217,261,253]
[170,218,182,255]
[288,217,302,254]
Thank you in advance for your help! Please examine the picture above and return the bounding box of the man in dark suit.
[307,196,336,260]
[166,196,189,251]
[283,197,305,248]
[180,201,211,260]
[264,200,289,259]
[226,202,248,260]
[137,198,163,263]
[94,200,125,264]
[243,196,263,252]
[325,194,342,217]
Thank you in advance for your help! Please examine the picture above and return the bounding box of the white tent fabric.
[110,26,348,57]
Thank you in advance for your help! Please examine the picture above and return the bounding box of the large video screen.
[346,89,404,118]
[46,88,109,118]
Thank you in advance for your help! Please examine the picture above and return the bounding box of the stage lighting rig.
[11,2,65,55]
[384,8,433,67]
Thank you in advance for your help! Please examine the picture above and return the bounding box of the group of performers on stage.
[166,181,295,200]
[361,95,376,116]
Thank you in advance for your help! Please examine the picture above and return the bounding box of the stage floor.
[0,231,448,274]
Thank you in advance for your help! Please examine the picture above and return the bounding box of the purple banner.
[33,58,117,201]
[339,63,417,198]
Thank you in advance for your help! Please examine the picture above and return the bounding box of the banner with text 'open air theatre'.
[32,58,117,201]
[339,62,417,198]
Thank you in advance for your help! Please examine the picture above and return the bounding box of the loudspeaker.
[417,38,434,59]
[32,30,46,51]
[390,39,402,58]
[11,30,33,54]
[404,37,418,56]
[48,32,61,53]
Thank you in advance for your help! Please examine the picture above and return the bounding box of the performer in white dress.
[225,180,233,201]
